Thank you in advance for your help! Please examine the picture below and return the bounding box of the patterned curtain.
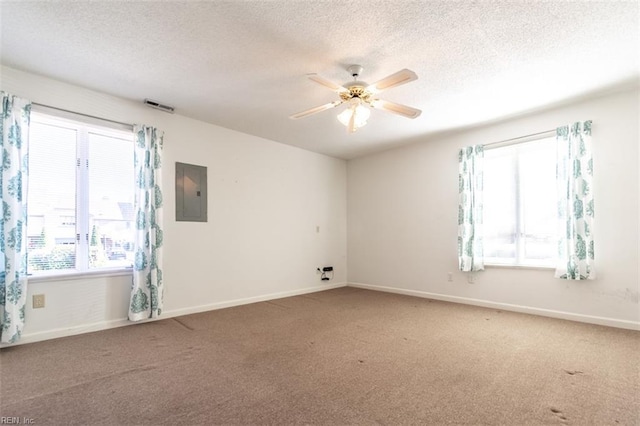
[129,125,164,321]
[0,92,31,343]
[555,121,595,280]
[458,145,484,272]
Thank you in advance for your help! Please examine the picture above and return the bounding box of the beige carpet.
[1,287,639,425]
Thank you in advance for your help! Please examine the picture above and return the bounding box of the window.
[27,112,135,275]
[483,136,557,267]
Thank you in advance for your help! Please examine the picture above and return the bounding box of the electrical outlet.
[467,274,474,284]
[33,294,45,309]
[447,272,453,282]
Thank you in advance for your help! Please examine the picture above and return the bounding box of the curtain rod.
[32,102,134,128]
[483,129,555,149]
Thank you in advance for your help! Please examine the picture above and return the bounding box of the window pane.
[483,146,517,263]
[27,121,77,273]
[482,136,558,267]
[88,131,134,269]
[519,138,557,265]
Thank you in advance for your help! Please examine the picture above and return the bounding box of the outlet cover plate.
[33,294,45,309]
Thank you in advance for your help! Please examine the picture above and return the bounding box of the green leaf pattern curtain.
[129,125,164,321]
[458,145,484,272]
[0,92,31,343]
[555,121,595,280]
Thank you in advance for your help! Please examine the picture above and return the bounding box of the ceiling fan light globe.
[355,104,370,122]
[336,109,352,126]
[337,104,370,129]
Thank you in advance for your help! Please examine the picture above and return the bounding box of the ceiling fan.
[290,65,422,133]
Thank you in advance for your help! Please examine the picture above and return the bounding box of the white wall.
[348,88,640,329]
[1,66,347,344]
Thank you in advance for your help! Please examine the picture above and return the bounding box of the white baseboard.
[7,280,634,347]
[162,281,347,319]
[2,318,134,348]
[348,282,640,331]
[3,282,347,347]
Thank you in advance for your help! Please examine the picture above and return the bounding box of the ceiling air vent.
[143,99,175,114]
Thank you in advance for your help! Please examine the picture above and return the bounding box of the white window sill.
[27,268,133,283]
[484,263,554,271]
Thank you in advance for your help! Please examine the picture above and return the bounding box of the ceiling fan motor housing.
[342,65,372,103]
[340,85,372,103]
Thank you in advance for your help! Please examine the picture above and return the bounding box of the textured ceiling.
[1,1,638,159]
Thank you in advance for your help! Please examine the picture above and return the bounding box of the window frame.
[28,110,135,279]
[482,132,558,269]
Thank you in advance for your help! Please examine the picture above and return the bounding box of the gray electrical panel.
[176,162,207,222]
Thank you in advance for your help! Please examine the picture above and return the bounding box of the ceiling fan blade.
[366,69,418,93]
[307,74,348,93]
[370,99,422,119]
[289,101,343,119]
